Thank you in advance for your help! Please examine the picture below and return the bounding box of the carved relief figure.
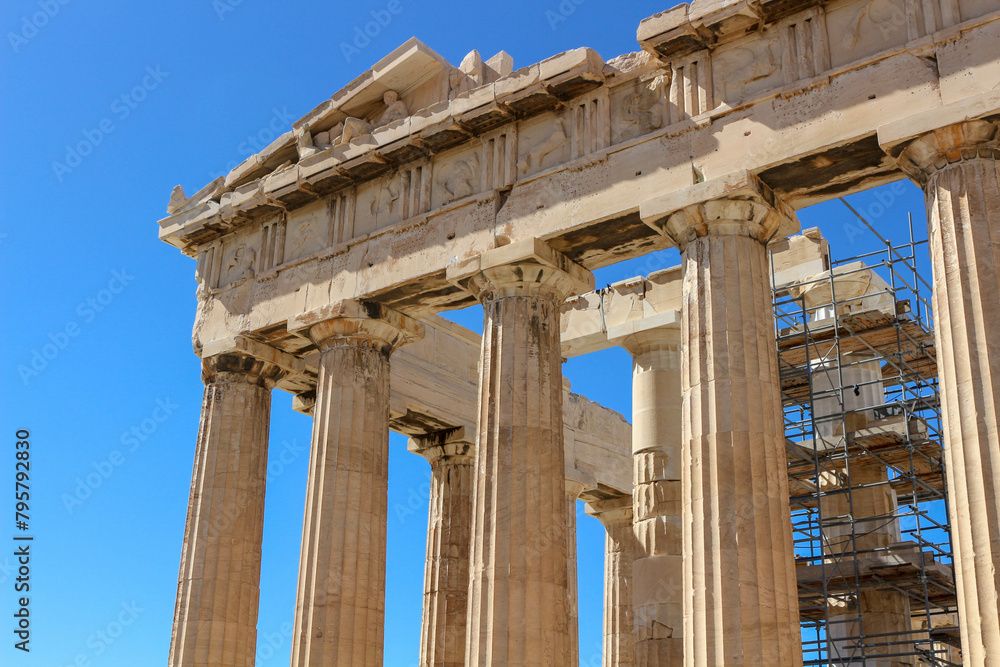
[840,0,904,48]
[517,118,568,175]
[312,122,344,151]
[721,41,780,101]
[370,177,400,217]
[341,90,409,145]
[621,75,668,135]
[448,69,475,100]
[296,125,319,160]
[438,154,480,202]
[167,185,187,214]
[227,244,256,282]
[377,90,408,125]
[289,221,314,258]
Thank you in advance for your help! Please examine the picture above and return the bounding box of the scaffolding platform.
[778,307,938,402]
[772,215,957,666]
[796,544,958,622]
[786,415,947,504]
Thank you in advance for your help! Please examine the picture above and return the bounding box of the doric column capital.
[607,316,682,362]
[288,299,424,355]
[407,427,474,465]
[586,495,634,529]
[200,351,288,388]
[640,170,800,252]
[885,118,1000,186]
[446,237,594,304]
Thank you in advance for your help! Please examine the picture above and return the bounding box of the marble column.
[567,481,585,666]
[409,429,475,667]
[586,496,638,667]
[610,320,683,666]
[447,238,594,666]
[821,463,913,667]
[884,118,1000,667]
[645,173,803,667]
[168,353,285,667]
[288,301,422,667]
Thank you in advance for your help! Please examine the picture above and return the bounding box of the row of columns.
[168,117,1000,666]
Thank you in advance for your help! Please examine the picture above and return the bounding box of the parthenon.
[159,0,1000,664]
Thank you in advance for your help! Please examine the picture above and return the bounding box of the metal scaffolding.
[771,205,961,666]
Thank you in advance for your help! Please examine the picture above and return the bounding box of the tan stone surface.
[566,482,585,667]
[159,6,1000,358]
[168,354,284,667]
[279,312,634,497]
[288,304,422,667]
[646,173,802,667]
[587,496,638,667]
[410,431,475,667]
[448,239,593,666]
[390,314,634,496]
[156,1,1000,660]
[821,464,914,667]
[614,325,684,666]
[882,117,1000,667]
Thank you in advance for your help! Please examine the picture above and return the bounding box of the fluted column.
[410,430,475,667]
[288,301,422,667]
[587,496,637,667]
[611,322,683,666]
[884,118,1000,666]
[567,481,585,666]
[821,463,913,666]
[169,353,285,667]
[645,173,803,667]
[447,238,594,666]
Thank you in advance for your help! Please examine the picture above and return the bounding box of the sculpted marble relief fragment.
[712,35,782,105]
[827,0,909,67]
[612,74,669,143]
[517,116,570,176]
[224,242,256,285]
[437,153,479,205]
[365,173,402,230]
[295,90,410,160]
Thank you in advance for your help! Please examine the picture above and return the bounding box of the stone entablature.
[159,0,1000,361]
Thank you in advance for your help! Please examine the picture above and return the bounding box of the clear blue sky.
[0,0,930,664]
